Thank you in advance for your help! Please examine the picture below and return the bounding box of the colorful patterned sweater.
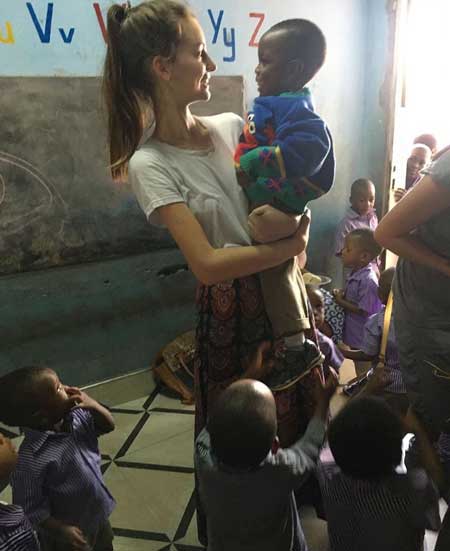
[235,88,335,214]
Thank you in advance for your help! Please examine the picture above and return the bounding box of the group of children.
[0,9,442,551]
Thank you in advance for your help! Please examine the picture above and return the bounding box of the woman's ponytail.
[102,1,189,182]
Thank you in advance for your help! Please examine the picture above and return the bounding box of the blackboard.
[0,76,244,275]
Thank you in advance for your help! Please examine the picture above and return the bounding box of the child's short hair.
[328,396,403,479]
[413,133,437,153]
[265,19,326,85]
[347,228,382,260]
[208,380,277,470]
[350,178,374,198]
[0,366,49,426]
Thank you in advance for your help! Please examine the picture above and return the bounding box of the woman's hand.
[248,205,300,243]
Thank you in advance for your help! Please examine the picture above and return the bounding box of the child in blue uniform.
[235,19,335,390]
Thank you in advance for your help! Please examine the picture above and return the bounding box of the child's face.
[0,434,18,482]
[35,370,73,427]
[307,288,325,329]
[255,31,293,96]
[350,184,375,216]
[406,146,431,183]
[341,236,365,268]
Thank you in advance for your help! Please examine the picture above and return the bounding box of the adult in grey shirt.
[376,146,450,550]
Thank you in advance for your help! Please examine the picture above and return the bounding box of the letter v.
[59,28,75,43]
[27,2,53,44]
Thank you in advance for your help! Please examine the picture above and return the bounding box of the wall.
[0,0,390,385]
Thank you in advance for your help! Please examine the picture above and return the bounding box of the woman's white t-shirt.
[128,113,251,248]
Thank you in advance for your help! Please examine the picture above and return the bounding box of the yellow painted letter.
[0,23,15,44]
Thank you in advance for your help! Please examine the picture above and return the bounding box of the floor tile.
[105,463,194,540]
[151,393,195,412]
[120,412,194,468]
[112,536,170,551]
[174,511,201,547]
[100,411,146,459]
[114,397,149,411]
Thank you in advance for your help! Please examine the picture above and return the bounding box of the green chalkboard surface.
[0,76,244,275]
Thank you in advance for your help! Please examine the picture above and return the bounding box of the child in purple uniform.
[0,367,116,551]
[333,229,382,353]
[0,433,40,551]
[334,179,378,257]
[306,285,344,377]
[341,267,409,415]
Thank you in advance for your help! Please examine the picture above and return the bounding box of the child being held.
[0,433,40,550]
[341,267,409,415]
[317,397,441,551]
[195,368,338,551]
[334,178,378,258]
[234,18,335,390]
[333,228,382,356]
[306,284,344,377]
[0,366,115,551]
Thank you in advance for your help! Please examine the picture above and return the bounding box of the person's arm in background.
[375,175,450,277]
[158,203,310,286]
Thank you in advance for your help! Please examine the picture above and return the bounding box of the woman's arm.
[158,202,310,285]
[375,175,450,277]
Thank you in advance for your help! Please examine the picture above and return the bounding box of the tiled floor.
[0,360,447,550]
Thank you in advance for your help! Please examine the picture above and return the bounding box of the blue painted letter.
[207,9,223,44]
[223,27,236,62]
[27,2,53,44]
[59,28,75,43]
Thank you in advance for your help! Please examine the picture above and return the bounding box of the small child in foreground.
[318,397,441,551]
[333,228,382,356]
[195,370,338,551]
[0,367,115,551]
[234,18,335,390]
[306,285,344,377]
[0,433,40,550]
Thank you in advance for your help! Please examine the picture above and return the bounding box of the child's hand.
[313,367,339,419]
[65,387,99,411]
[332,288,344,301]
[248,204,300,243]
[55,523,89,550]
[363,365,391,395]
[393,188,407,202]
[242,341,274,381]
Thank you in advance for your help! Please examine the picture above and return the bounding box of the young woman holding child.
[102,0,323,541]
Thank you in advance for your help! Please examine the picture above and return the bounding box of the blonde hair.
[102,0,190,181]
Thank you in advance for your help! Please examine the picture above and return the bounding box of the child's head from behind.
[378,267,395,304]
[306,285,325,330]
[328,396,403,479]
[0,434,17,491]
[350,179,375,216]
[0,367,72,430]
[208,379,277,470]
[256,19,326,96]
[341,228,381,269]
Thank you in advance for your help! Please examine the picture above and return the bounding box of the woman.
[102,0,316,440]
[376,147,450,551]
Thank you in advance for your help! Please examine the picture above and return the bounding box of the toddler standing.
[334,178,378,257]
[333,229,382,356]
